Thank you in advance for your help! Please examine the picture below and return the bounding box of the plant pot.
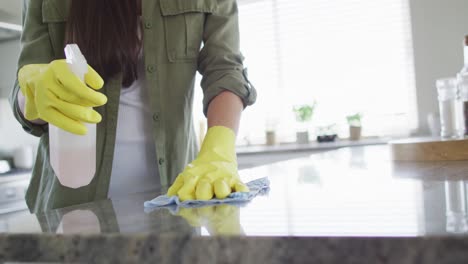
[296,131,309,144]
[349,126,362,141]
[265,131,277,146]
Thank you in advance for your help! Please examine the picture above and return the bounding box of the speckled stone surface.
[3,145,468,263]
[3,235,468,263]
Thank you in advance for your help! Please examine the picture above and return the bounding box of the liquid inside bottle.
[49,44,96,188]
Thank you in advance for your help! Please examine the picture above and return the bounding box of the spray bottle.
[49,44,96,188]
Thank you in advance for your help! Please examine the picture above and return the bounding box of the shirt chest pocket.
[42,0,71,58]
[159,0,218,63]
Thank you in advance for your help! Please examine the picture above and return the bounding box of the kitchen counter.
[236,136,388,155]
[2,145,468,263]
[236,137,389,169]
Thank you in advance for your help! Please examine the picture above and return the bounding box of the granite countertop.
[2,145,468,263]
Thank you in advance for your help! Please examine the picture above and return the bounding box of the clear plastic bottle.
[459,35,468,76]
[457,35,468,136]
[436,78,459,138]
[49,44,96,188]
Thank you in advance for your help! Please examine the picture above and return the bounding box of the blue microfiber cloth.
[144,177,270,209]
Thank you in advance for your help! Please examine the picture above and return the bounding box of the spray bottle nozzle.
[64,44,88,81]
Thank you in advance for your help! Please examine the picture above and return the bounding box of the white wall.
[409,0,468,135]
[0,38,38,153]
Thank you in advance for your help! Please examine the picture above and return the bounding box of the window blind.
[194,0,418,144]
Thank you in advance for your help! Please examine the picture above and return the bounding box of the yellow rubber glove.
[18,60,107,135]
[167,126,249,201]
[176,205,243,235]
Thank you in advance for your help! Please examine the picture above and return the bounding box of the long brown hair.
[65,0,141,87]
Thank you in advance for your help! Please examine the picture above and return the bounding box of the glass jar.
[436,78,459,138]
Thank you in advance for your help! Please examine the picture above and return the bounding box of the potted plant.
[293,103,316,144]
[265,117,279,146]
[346,113,363,141]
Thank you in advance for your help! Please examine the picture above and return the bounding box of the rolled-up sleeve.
[197,0,257,116]
[9,0,54,137]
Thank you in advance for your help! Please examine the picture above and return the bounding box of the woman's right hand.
[18,60,107,135]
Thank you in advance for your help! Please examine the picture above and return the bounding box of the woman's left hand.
[167,126,249,201]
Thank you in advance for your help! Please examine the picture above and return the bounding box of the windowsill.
[236,136,391,156]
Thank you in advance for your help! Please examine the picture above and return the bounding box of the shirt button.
[153,113,160,122]
[159,158,165,165]
[147,65,155,73]
[145,21,153,29]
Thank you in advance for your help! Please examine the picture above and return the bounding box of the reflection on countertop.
[3,145,468,263]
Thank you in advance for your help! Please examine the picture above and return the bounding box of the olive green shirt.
[9,0,256,213]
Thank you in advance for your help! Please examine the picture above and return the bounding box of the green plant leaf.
[293,103,316,122]
[346,112,363,126]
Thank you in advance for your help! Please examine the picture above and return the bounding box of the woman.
[10,0,256,213]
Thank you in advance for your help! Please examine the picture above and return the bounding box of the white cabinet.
[0,171,30,215]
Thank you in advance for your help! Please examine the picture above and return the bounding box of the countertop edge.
[1,234,468,263]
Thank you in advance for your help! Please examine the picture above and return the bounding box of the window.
[194,0,418,145]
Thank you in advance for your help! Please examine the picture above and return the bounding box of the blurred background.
[1,0,468,163]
